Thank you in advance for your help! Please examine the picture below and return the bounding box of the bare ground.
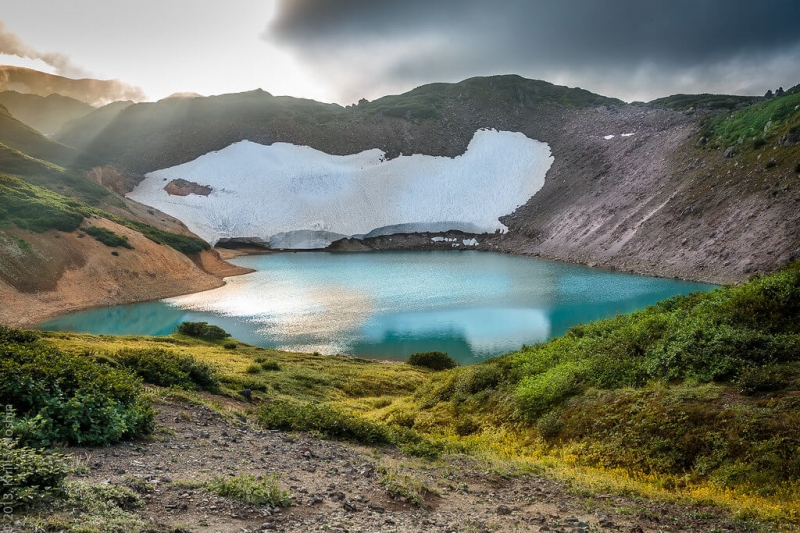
[30,398,754,533]
[0,217,251,328]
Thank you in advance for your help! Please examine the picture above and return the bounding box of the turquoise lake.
[40,251,715,365]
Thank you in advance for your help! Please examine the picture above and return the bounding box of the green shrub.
[260,360,281,371]
[0,439,71,507]
[82,225,133,248]
[244,363,262,374]
[0,175,91,232]
[125,221,210,254]
[223,341,237,349]
[407,351,458,371]
[116,348,219,391]
[0,334,155,446]
[175,321,231,340]
[207,474,291,507]
[0,325,39,344]
[257,400,392,445]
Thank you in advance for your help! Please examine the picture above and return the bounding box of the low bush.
[82,225,133,249]
[260,360,281,371]
[0,439,71,507]
[244,363,262,374]
[407,351,458,371]
[125,221,210,254]
[0,332,155,446]
[257,400,442,457]
[175,321,231,340]
[116,348,218,391]
[207,474,291,507]
[258,400,392,445]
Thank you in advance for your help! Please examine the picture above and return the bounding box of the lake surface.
[41,251,715,364]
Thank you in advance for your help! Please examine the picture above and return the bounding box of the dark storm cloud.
[266,0,800,102]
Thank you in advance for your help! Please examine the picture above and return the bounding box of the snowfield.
[128,129,553,249]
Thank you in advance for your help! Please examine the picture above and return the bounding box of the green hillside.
[702,84,800,149]
[361,75,625,120]
[647,93,758,111]
[0,91,94,134]
[0,103,84,167]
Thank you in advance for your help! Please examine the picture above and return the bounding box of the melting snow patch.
[604,135,615,140]
[622,132,635,137]
[431,237,444,242]
[128,129,553,249]
[463,238,478,246]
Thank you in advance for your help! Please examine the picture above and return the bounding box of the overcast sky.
[0,0,798,104]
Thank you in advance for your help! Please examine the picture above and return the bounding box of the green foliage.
[257,400,393,445]
[0,329,155,446]
[0,142,112,206]
[223,341,237,349]
[0,174,91,232]
[647,93,757,111]
[555,386,800,485]
[115,347,219,391]
[260,360,281,371]
[82,225,133,249]
[175,321,231,340]
[0,324,39,343]
[705,90,800,148]
[245,363,262,374]
[256,399,441,456]
[207,474,291,507]
[361,75,623,120]
[0,439,71,507]
[377,465,432,506]
[124,220,210,254]
[43,481,147,532]
[509,263,800,420]
[407,351,458,371]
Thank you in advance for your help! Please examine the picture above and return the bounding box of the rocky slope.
[51,75,800,283]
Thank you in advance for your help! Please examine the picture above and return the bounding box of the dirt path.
[60,399,748,533]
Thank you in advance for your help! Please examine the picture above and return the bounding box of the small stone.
[496,505,512,515]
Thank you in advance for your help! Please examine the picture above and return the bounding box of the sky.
[0,0,798,105]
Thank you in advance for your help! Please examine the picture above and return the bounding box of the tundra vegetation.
[2,262,799,529]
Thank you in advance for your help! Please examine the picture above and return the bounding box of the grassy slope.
[0,91,94,134]
[0,174,208,253]
[17,262,799,526]
[701,84,800,149]
[647,93,758,111]
[360,75,624,120]
[0,103,86,168]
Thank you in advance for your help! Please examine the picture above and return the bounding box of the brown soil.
[0,217,250,328]
[48,398,749,533]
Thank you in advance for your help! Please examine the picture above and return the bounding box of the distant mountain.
[0,91,94,134]
[0,65,144,106]
[54,76,624,174]
[45,74,800,283]
[54,100,134,152]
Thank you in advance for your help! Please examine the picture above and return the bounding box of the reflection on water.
[40,251,715,365]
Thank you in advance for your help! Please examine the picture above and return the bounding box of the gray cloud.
[266,0,800,103]
[0,22,146,105]
[0,21,89,78]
